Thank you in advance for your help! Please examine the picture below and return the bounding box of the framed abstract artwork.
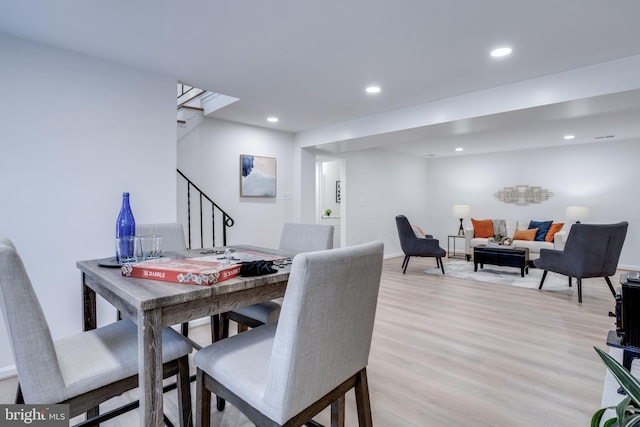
[336,180,341,203]
[240,154,276,197]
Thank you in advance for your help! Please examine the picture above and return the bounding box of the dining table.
[77,245,292,427]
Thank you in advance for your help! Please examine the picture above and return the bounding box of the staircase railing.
[177,169,235,249]
[177,83,207,109]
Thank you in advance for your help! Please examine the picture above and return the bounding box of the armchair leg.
[438,258,445,275]
[577,278,583,303]
[605,276,616,297]
[402,256,410,274]
[538,270,548,290]
[568,277,572,288]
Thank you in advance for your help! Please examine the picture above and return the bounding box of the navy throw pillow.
[528,220,553,242]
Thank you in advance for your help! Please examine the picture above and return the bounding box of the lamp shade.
[566,206,590,222]
[452,205,470,218]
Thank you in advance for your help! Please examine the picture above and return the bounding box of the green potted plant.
[592,346,640,426]
[324,208,332,217]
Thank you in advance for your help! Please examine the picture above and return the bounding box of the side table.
[447,235,466,259]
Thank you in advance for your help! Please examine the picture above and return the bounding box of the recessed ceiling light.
[365,86,381,94]
[455,147,464,152]
[267,117,279,123]
[490,47,512,58]
[563,134,575,140]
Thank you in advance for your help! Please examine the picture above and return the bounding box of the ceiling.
[2,0,640,157]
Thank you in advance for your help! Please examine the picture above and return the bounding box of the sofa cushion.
[528,220,553,241]
[471,219,494,238]
[513,228,538,241]
[545,222,565,242]
[509,240,554,252]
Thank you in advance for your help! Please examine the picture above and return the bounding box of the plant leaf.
[604,418,618,427]
[621,413,640,427]
[593,407,614,427]
[595,347,640,405]
[618,396,634,425]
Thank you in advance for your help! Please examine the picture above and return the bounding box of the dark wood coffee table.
[473,245,530,277]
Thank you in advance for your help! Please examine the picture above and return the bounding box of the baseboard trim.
[0,364,17,380]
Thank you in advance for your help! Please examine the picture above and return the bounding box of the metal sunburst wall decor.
[494,185,554,206]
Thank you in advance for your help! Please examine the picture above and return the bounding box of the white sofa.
[464,219,569,261]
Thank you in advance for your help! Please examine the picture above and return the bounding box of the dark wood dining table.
[77,245,292,427]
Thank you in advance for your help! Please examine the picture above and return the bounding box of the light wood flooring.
[0,256,621,426]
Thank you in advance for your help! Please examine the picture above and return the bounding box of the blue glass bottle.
[116,192,136,260]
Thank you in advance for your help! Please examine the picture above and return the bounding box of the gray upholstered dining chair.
[0,238,193,426]
[395,214,446,274]
[136,222,208,338]
[194,240,383,427]
[533,221,628,303]
[137,222,188,255]
[218,222,334,340]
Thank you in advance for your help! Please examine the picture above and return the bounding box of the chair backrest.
[396,214,417,251]
[563,222,628,277]
[0,238,66,403]
[137,223,187,253]
[278,223,334,254]
[263,241,384,423]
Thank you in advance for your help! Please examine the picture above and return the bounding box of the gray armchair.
[533,222,628,303]
[0,238,192,425]
[396,215,446,274]
[194,241,383,426]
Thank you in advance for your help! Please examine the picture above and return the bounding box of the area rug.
[424,260,574,295]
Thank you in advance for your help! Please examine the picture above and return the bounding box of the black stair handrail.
[177,83,206,109]
[177,169,235,249]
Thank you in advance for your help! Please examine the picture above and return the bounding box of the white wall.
[424,140,640,268]
[177,117,295,249]
[332,148,430,254]
[0,35,178,375]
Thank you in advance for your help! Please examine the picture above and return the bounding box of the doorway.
[316,158,344,248]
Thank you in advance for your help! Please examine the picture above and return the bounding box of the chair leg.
[538,270,548,290]
[354,369,373,427]
[331,396,346,427]
[568,277,572,288]
[219,312,230,341]
[210,314,220,342]
[196,369,211,427]
[577,278,583,303]
[15,383,23,404]
[177,356,193,427]
[401,255,410,273]
[605,276,617,297]
[438,258,445,275]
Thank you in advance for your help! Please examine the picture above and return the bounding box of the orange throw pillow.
[545,223,564,242]
[513,228,538,241]
[471,219,494,238]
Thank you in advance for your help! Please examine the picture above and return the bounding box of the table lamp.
[452,205,470,236]
[566,206,590,223]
